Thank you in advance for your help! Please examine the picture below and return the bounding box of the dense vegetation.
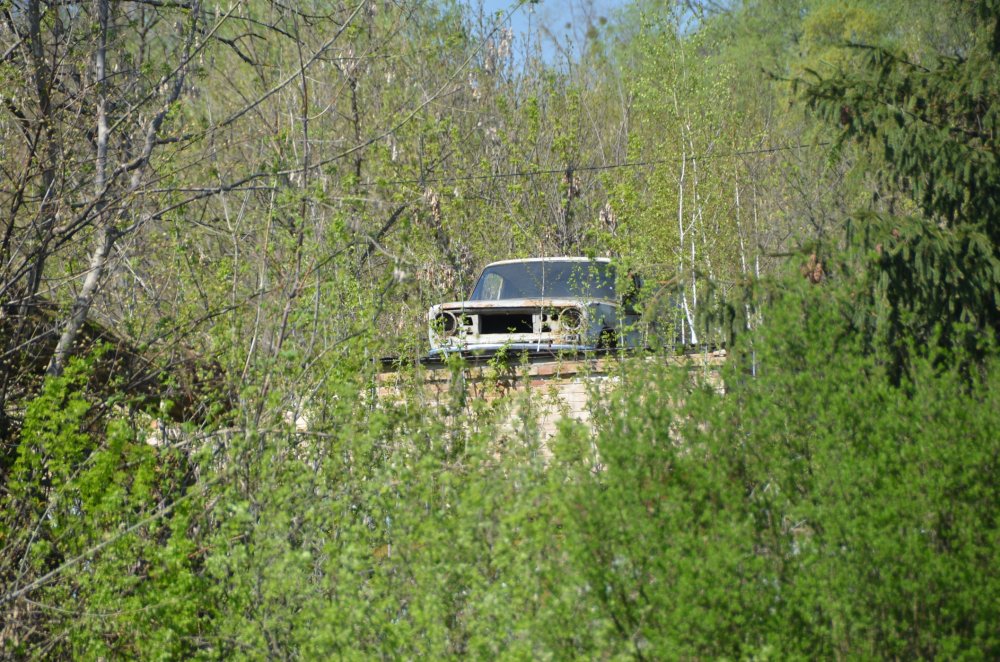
[1,0,997,657]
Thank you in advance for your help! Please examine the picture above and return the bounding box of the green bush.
[4,285,997,659]
[553,280,999,658]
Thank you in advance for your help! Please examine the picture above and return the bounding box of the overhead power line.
[360,141,831,188]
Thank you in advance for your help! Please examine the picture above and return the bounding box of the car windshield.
[470,261,617,301]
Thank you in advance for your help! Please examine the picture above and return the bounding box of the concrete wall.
[376,350,727,440]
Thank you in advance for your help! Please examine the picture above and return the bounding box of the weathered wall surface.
[376,350,727,439]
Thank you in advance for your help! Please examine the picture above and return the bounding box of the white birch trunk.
[677,149,698,345]
[47,0,110,376]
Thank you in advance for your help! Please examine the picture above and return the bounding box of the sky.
[474,0,632,64]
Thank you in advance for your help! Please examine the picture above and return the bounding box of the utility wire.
[360,141,831,188]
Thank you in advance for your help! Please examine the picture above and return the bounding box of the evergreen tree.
[803,0,1000,373]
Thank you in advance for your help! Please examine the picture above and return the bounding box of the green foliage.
[5,289,999,658]
[4,0,1000,658]
[551,279,1000,658]
[729,282,1000,657]
[802,1,1000,372]
[1,355,207,659]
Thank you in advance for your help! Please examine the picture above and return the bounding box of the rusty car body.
[428,257,642,356]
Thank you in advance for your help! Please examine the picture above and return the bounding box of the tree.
[0,1,210,375]
[802,0,1000,372]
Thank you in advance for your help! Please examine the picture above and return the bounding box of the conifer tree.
[803,0,1000,372]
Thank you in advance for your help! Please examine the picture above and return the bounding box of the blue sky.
[474,0,631,63]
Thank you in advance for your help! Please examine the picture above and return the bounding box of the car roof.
[482,256,613,269]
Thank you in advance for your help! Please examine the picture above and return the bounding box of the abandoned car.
[428,257,642,356]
